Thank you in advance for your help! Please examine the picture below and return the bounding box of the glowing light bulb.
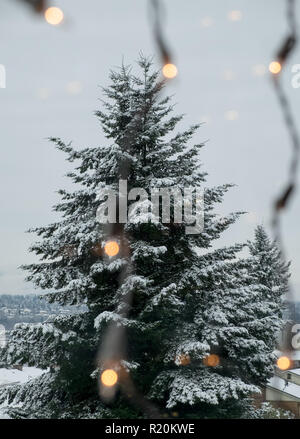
[277,356,291,370]
[37,88,50,100]
[200,17,214,28]
[45,7,64,26]
[101,369,118,387]
[162,63,178,79]
[228,10,242,21]
[104,241,120,257]
[225,110,239,121]
[66,81,82,95]
[269,61,282,75]
[203,354,220,367]
[222,70,235,81]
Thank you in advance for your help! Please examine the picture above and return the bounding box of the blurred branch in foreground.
[17,0,47,13]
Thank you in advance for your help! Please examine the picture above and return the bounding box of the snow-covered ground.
[0,367,44,419]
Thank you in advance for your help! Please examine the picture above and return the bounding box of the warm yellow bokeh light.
[203,354,220,367]
[162,63,178,79]
[222,70,235,81]
[45,7,64,26]
[225,110,239,121]
[104,240,120,257]
[228,10,243,21]
[66,81,82,95]
[277,356,291,370]
[200,17,214,28]
[269,61,282,75]
[37,88,50,100]
[101,369,118,387]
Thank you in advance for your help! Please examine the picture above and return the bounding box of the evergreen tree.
[0,57,286,419]
[246,225,290,351]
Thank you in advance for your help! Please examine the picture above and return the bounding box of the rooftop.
[267,375,300,400]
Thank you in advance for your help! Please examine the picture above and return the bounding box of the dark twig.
[17,0,46,13]
[149,0,173,65]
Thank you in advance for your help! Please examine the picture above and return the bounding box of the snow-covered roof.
[290,368,300,376]
[0,367,44,386]
[267,376,300,400]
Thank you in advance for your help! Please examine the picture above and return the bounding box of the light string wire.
[97,82,165,418]
[149,0,173,65]
[97,0,179,416]
[17,0,46,13]
[272,0,299,247]
[271,0,299,345]
[97,0,175,414]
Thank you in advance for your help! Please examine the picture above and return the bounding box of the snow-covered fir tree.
[246,225,290,351]
[0,57,288,419]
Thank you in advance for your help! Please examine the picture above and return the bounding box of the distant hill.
[0,294,86,330]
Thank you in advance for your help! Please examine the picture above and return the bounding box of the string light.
[203,354,220,367]
[228,10,242,22]
[101,369,118,387]
[270,0,299,305]
[162,63,178,79]
[96,0,298,416]
[222,70,235,81]
[277,356,291,370]
[44,6,64,26]
[36,87,50,100]
[269,61,282,75]
[224,110,239,121]
[16,0,298,418]
[200,17,214,28]
[66,81,82,95]
[104,240,120,257]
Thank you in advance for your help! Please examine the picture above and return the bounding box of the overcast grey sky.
[0,0,300,297]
